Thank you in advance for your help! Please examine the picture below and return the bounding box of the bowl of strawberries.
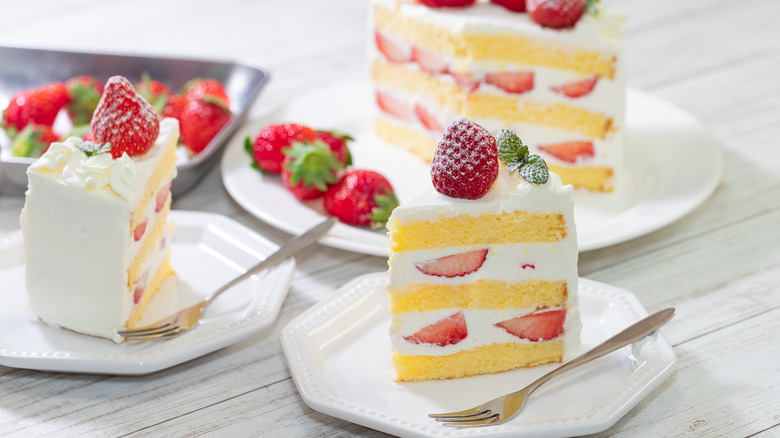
[0,44,270,195]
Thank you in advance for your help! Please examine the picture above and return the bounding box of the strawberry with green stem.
[281,140,343,201]
[246,122,317,173]
[323,169,399,228]
[10,124,59,158]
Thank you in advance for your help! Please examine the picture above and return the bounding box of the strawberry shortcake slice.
[386,118,580,381]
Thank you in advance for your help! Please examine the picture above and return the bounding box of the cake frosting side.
[21,117,179,342]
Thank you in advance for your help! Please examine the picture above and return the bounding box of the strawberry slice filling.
[404,312,468,346]
[415,248,488,278]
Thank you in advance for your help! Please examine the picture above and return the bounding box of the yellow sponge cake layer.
[548,164,614,192]
[373,59,612,139]
[374,4,616,79]
[389,279,567,313]
[129,130,178,231]
[126,250,174,328]
[393,340,563,382]
[388,212,567,252]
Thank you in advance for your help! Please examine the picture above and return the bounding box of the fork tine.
[116,322,174,336]
[441,415,501,427]
[121,325,181,339]
[429,408,490,419]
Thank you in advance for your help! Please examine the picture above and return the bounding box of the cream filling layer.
[391,305,581,358]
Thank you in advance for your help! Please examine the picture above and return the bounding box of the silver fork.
[116,217,337,341]
[429,307,675,427]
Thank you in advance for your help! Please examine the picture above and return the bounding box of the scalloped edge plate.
[0,210,294,375]
[281,273,676,438]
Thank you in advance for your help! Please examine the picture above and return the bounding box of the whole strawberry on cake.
[20,75,179,343]
[386,117,580,381]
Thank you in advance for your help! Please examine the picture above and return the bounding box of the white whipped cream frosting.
[21,118,179,342]
[388,167,581,358]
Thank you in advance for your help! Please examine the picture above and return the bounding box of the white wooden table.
[1,0,779,436]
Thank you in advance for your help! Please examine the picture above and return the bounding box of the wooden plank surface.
[1,0,779,437]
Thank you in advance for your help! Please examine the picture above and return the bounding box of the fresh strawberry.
[527,0,586,29]
[133,272,149,305]
[375,31,413,63]
[485,71,535,94]
[415,248,488,277]
[412,46,448,74]
[136,74,172,114]
[245,123,317,174]
[551,75,598,98]
[431,117,498,199]
[91,76,160,159]
[376,91,412,120]
[314,130,353,167]
[450,72,482,93]
[179,99,232,155]
[491,0,526,11]
[418,0,476,7]
[323,169,399,228]
[1,82,70,132]
[404,312,468,346]
[538,140,594,163]
[414,103,443,132]
[496,309,566,341]
[10,124,59,158]
[281,141,342,201]
[182,78,230,108]
[65,75,103,126]
[161,93,187,120]
[155,181,172,213]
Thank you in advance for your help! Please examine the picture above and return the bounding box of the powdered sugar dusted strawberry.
[496,309,566,341]
[91,76,160,159]
[538,140,594,163]
[416,248,488,277]
[404,312,468,346]
[528,0,586,29]
[431,117,498,199]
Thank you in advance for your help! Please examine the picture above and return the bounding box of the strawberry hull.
[0,44,270,196]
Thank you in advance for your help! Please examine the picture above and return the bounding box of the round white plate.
[221,81,723,255]
[280,273,677,438]
[0,211,295,375]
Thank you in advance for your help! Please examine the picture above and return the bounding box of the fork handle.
[203,217,337,305]
[524,308,675,394]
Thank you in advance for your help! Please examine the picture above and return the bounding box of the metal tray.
[0,44,270,196]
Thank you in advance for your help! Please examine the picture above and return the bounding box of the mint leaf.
[586,0,600,15]
[518,155,549,184]
[77,141,111,157]
[496,129,528,172]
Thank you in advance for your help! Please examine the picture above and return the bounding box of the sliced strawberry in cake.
[496,309,566,342]
[375,31,413,63]
[538,141,594,163]
[415,248,488,277]
[404,312,468,346]
[551,76,598,98]
[485,71,535,94]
